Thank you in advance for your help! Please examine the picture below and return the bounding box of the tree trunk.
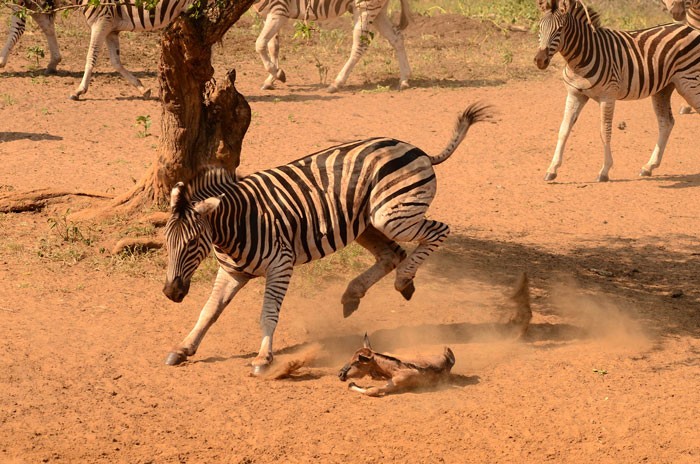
[112,1,256,212]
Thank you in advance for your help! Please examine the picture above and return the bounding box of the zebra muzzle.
[534,50,551,70]
[163,276,190,303]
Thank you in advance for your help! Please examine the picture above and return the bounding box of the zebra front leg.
[328,11,373,93]
[545,90,589,181]
[641,86,675,177]
[597,99,616,182]
[106,32,150,98]
[71,22,111,100]
[33,13,62,74]
[165,268,249,365]
[256,15,287,90]
[252,258,294,376]
[341,226,408,318]
[0,12,26,69]
[373,10,411,90]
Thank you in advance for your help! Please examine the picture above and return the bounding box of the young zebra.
[162,103,492,375]
[0,0,194,100]
[535,0,700,181]
[253,0,411,92]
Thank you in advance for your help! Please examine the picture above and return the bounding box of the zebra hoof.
[277,69,286,83]
[44,67,58,76]
[596,174,610,182]
[679,105,693,115]
[399,81,410,91]
[69,94,80,101]
[639,168,652,177]
[165,351,188,366]
[544,172,557,182]
[343,299,360,318]
[261,83,275,91]
[142,89,152,99]
[399,281,415,301]
[326,84,339,94]
[251,363,271,377]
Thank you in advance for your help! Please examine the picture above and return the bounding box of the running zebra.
[535,0,700,181]
[0,0,194,100]
[162,103,492,375]
[253,0,412,92]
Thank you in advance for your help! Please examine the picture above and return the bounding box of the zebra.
[535,0,700,182]
[0,0,194,100]
[253,0,412,92]
[162,103,492,375]
[664,0,700,113]
[665,0,700,28]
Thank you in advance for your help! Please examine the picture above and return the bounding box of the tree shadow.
[0,132,63,143]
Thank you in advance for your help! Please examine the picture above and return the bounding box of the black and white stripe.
[162,103,492,374]
[0,0,193,99]
[665,0,700,29]
[535,0,700,181]
[252,0,412,92]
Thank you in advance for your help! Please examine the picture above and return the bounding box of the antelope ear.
[170,182,187,213]
[363,333,372,350]
[558,0,572,13]
[358,353,373,363]
[193,195,223,217]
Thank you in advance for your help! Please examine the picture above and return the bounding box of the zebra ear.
[193,195,223,217]
[170,182,187,213]
[363,333,372,350]
[537,0,554,12]
[558,0,572,13]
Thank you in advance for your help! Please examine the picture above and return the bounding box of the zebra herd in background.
[0,0,412,97]
[0,0,195,99]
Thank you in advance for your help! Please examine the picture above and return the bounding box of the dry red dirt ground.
[1,11,699,464]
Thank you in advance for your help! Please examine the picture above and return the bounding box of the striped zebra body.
[535,0,700,181]
[253,0,412,92]
[162,103,492,374]
[0,0,192,99]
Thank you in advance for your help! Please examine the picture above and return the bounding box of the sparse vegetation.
[135,115,152,138]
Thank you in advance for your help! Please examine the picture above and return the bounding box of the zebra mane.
[571,1,602,28]
[187,167,237,201]
[170,167,235,216]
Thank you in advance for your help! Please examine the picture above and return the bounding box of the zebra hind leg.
[33,13,62,74]
[391,219,450,294]
[106,32,151,98]
[256,15,287,90]
[641,86,675,177]
[341,226,409,318]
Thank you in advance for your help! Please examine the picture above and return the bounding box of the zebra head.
[534,0,569,70]
[163,182,222,303]
[664,0,687,21]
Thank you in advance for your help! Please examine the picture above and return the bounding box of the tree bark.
[112,0,257,212]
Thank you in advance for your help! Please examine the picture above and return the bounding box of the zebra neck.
[558,14,607,74]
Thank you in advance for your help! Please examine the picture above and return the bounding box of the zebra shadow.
[0,132,63,143]
[340,77,507,92]
[1,69,157,79]
[246,92,343,103]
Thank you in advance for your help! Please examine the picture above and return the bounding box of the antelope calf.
[338,334,456,397]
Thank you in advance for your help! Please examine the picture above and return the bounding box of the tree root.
[0,189,112,213]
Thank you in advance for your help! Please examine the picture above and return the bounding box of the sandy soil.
[1,11,699,464]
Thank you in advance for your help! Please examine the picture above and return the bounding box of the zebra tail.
[429,102,493,166]
[398,0,412,31]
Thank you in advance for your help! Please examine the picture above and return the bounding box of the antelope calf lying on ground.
[338,334,456,397]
